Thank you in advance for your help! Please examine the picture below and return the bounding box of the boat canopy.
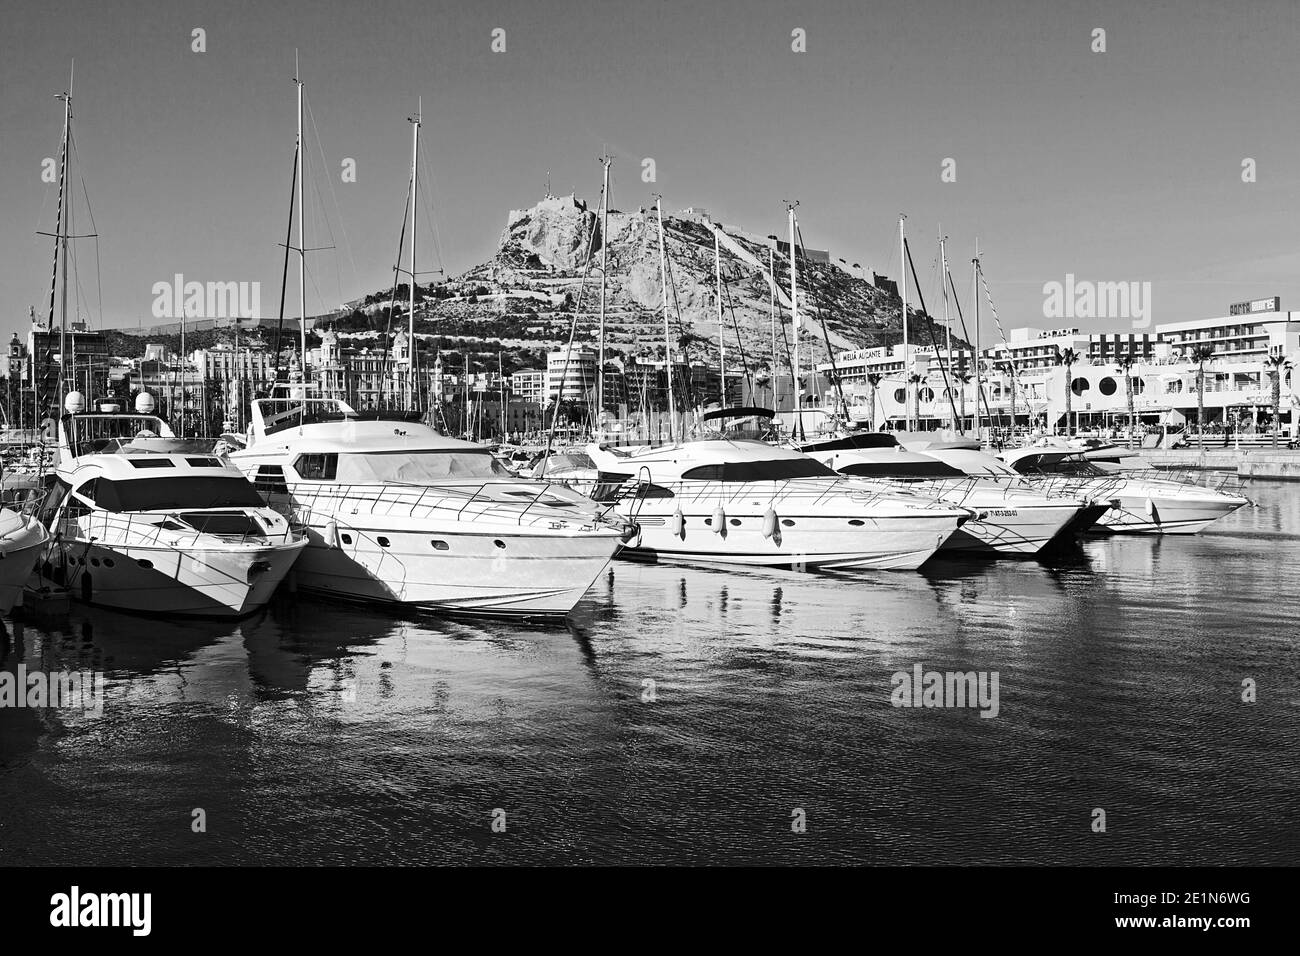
[331,448,511,484]
[701,406,775,422]
[800,433,900,453]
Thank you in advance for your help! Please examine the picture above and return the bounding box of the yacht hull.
[288,522,622,617]
[0,516,50,615]
[45,538,306,618]
[939,502,1081,555]
[618,512,959,571]
[1095,493,1248,535]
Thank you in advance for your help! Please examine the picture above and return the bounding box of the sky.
[3,0,1300,347]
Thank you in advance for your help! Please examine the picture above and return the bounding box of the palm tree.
[1117,356,1137,447]
[996,361,1018,434]
[1265,353,1293,448]
[953,372,972,433]
[866,372,883,429]
[1055,347,1079,436]
[1190,345,1215,450]
[908,373,924,430]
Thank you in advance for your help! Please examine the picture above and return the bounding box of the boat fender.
[711,504,726,534]
[671,509,685,539]
[1143,497,1154,518]
[761,507,778,539]
[325,519,339,548]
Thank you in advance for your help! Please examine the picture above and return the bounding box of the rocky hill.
[333,193,964,372]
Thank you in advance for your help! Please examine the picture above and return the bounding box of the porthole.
[704,517,712,525]
[340,533,353,544]
[377,537,390,548]
[103,558,115,568]
[781,519,796,527]
[493,539,506,549]
[848,519,865,526]
[90,558,101,567]
[729,518,741,526]
[431,540,449,551]
[137,559,154,569]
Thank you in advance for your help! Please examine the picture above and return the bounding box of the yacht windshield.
[837,460,965,478]
[679,459,836,481]
[92,476,265,512]
[335,449,512,483]
[1022,457,1107,477]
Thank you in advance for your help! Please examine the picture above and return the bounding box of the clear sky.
[3,0,1299,346]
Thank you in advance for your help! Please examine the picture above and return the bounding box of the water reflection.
[0,482,1296,865]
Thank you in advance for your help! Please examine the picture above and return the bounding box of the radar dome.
[64,391,85,414]
[135,392,156,414]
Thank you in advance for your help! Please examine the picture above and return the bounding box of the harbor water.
[1,481,1297,866]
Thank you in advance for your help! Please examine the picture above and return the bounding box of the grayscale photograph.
[0,0,1292,929]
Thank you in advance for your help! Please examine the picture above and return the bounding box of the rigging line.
[416,143,447,277]
[541,201,601,467]
[305,94,360,300]
[977,257,1019,429]
[718,267,754,399]
[380,175,412,407]
[272,144,299,383]
[795,221,847,421]
[302,125,342,313]
[903,237,960,429]
[946,267,995,428]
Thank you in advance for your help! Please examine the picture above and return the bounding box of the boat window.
[334,449,511,483]
[836,460,965,479]
[38,478,70,526]
[293,453,339,481]
[254,465,288,496]
[680,459,836,481]
[800,433,899,452]
[92,476,266,512]
[129,459,175,469]
[75,477,99,504]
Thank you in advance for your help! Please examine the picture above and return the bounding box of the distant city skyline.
[4,0,1300,346]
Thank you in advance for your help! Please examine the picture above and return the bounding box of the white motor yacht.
[799,433,1088,556]
[35,394,307,617]
[998,446,1249,534]
[0,498,50,615]
[586,427,970,571]
[226,396,629,618]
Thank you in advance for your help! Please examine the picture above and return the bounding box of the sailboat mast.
[408,99,421,408]
[768,247,776,405]
[899,214,908,431]
[296,61,307,385]
[972,243,981,439]
[597,153,610,423]
[714,232,724,408]
[655,197,675,442]
[788,203,801,439]
[940,231,952,430]
[53,69,73,405]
